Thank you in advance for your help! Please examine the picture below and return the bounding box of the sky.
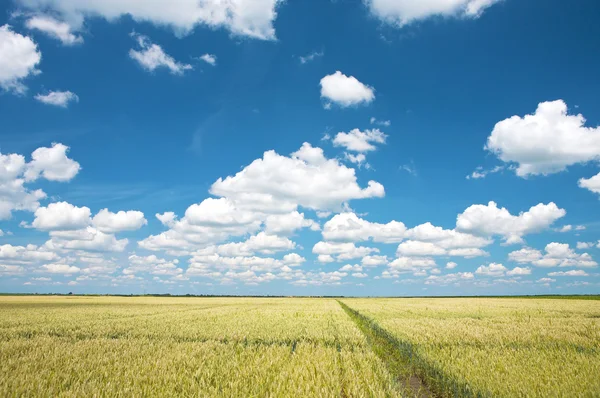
[1,0,600,296]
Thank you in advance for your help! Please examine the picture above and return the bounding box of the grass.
[1,296,599,397]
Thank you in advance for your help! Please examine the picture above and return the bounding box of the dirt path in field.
[337,301,436,398]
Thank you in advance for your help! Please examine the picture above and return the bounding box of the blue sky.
[1,0,600,296]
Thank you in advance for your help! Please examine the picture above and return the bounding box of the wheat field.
[1,296,599,397]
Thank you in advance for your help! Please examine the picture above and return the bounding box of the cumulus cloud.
[124,254,182,276]
[506,266,531,276]
[361,255,388,267]
[475,263,507,277]
[129,33,192,75]
[332,128,387,152]
[397,241,446,257]
[0,24,41,94]
[0,156,46,220]
[456,201,566,244]
[509,243,597,268]
[264,211,319,235]
[41,263,80,274]
[366,0,501,26]
[210,143,385,212]
[34,90,79,107]
[196,232,296,257]
[92,209,147,233]
[15,0,282,40]
[485,100,600,177]
[446,261,457,269]
[313,241,378,261]
[576,241,599,250]
[323,214,490,259]
[320,71,375,108]
[388,256,436,271]
[32,202,91,231]
[579,172,600,195]
[0,244,58,265]
[405,222,491,250]
[45,227,129,253]
[25,15,82,45]
[156,212,177,227]
[323,212,406,243]
[24,143,81,182]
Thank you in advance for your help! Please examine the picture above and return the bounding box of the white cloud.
[313,241,378,261]
[317,254,335,263]
[397,241,446,257]
[475,263,507,277]
[445,261,457,269]
[548,270,588,277]
[299,50,323,64]
[389,256,436,270]
[537,277,555,284]
[0,150,45,219]
[124,254,182,276]
[425,272,474,286]
[456,201,566,244]
[0,244,58,265]
[322,212,406,243]
[405,222,491,249]
[34,90,79,107]
[485,100,600,177]
[320,71,375,108]
[370,117,391,127]
[282,253,305,266]
[210,143,385,212]
[344,153,368,168]
[366,0,501,26]
[0,264,26,275]
[198,232,296,256]
[506,266,531,276]
[264,211,319,235]
[198,53,217,66]
[579,172,600,195]
[129,34,192,75]
[323,214,490,258]
[24,143,81,182]
[41,263,80,274]
[333,128,387,152]
[0,25,41,94]
[92,209,147,233]
[188,252,292,276]
[32,202,91,231]
[466,165,504,180]
[509,243,597,268]
[15,0,282,40]
[25,15,82,45]
[45,227,129,253]
[185,197,261,227]
[576,241,599,250]
[556,225,572,233]
[340,264,363,272]
[352,272,368,278]
[156,212,177,227]
[361,255,388,266]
